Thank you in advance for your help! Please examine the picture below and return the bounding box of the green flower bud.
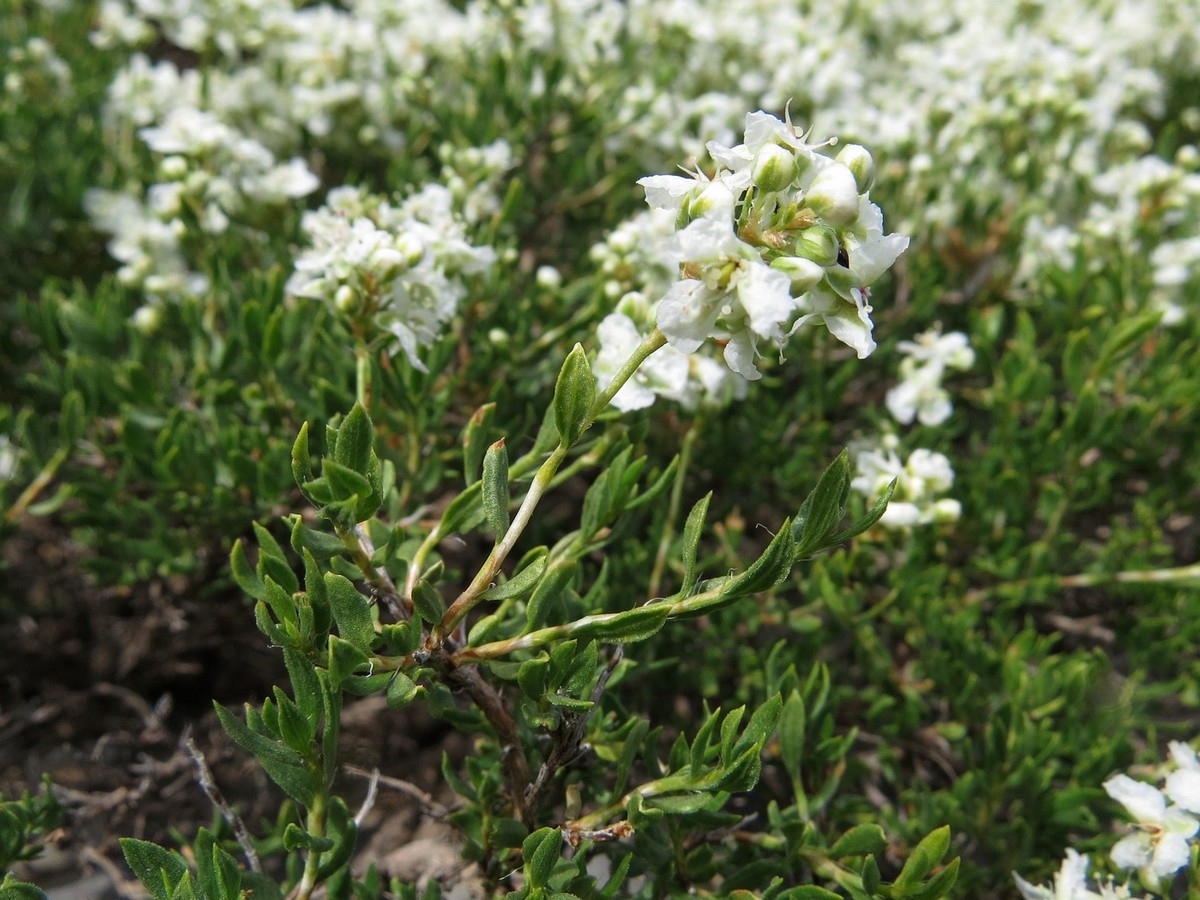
[836,144,876,193]
[131,304,163,335]
[805,163,860,226]
[752,143,796,193]
[334,284,361,314]
[770,256,825,293]
[792,225,840,267]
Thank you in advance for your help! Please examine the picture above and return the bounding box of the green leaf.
[778,690,806,779]
[231,540,267,601]
[283,647,323,726]
[214,703,315,806]
[288,515,348,561]
[292,422,315,492]
[895,825,952,888]
[830,824,887,858]
[58,390,84,447]
[522,827,562,889]
[325,573,376,650]
[386,671,421,709]
[438,481,484,536]
[646,793,722,815]
[119,838,188,900]
[283,823,335,853]
[572,604,670,644]
[680,493,712,596]
[479,551,548,602]
[0,872,50,899]
[334,402,374,476]
[553,344,596,447]
[463,402,497,486]
[777,888,841,899]
[326,635,369,687]
[481,439,511,536]
[792,452,850,556]
[525,558,575,630]
[323,459,375,506]
[254,522,298,593]
[724,520,795,599]
[826,479,895,545]
[411,579,445,626]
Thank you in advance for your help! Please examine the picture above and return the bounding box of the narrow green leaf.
[411,579,445,626]
[58,390,84,447]
[553,343,596,447]
[826,480,895,546]
[438,481,484,535]
[792,451,850,556]
[214,703,314,806]
[572,604,670,644]
[895,825,952,887]
[724,520,796,598]
[386,671,421,709]
[324,573,376,650]
[525,559,576,630]
[119,838,187,900]
[522,827,562,889]
[292,423,314,491]
[479,552,548,602]
[283,648,322,726]
[777,887,841,899]
[778,690,806,779]
[230,540,267,601]
[326,635,369,687]
[830,824,888,858]
[680,493,712,596]
[334,402,374,476]
[481,439,511,536]
[463,402,497,486]
[288,515,347,561]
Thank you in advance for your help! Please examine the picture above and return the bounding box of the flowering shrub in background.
[2,0,1199,898]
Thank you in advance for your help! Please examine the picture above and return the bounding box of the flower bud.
[334,284,361,314]
[770,256,825,293]
[395,232,425,267]
[792,224,839,267]
[752,144,796,193]
[535,265,562,289]
[805,163,860,226]
[836,144,876,193]
[131,304,163,335]
[159,155,188,180]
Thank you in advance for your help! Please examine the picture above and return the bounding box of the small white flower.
[1104,774,1198,888]
[1166,742,1200,813]
[594,313,689,412]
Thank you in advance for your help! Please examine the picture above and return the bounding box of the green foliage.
[0,776,62,876]
[5,2,1200,899]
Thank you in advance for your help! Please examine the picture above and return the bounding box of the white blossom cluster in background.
[1015,740,1200,898]
[287,185,496,371]
[849,435,960,529]
[75,0,1200,351]
[886,327,975,427]
[2,36,72,117]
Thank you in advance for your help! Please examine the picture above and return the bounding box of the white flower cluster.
[886,327,975,426]
[638,111,908,379]
[1014,849,1142,900]
[1016,740,1200,898]
[2,36,72,115]
[850,435,960,529]
[1104,742,1200,890]
[287,185,496,371]
[590,208,746,411]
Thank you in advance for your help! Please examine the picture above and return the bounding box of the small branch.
[443,663,532,825]
[344,765,450,821]
[182,730,261,873]
[525,647,623,812]
[350,523,409,620]
[4,446,69,523]
[352,768,379,829]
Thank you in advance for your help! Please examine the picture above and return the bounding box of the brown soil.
[0,519,475,898]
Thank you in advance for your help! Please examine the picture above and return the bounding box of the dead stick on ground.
[182,729,262,873]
